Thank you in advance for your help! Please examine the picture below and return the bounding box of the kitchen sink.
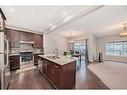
[46,56,60,59]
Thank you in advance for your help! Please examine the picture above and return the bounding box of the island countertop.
[38,54,79,65]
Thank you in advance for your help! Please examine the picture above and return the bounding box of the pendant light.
[68,32,74,43]
[119,23,127,36]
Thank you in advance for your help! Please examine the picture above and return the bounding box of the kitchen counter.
[9,52,43,56]
[34,52,44,55]
[38,54,79,65]
[38,54,77,89]
[9,53,20,56]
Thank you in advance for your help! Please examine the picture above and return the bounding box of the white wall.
[96,34,127,63]
[70,33,96,62]
[44,31,68,55]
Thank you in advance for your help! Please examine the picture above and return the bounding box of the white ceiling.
[1,6,90,32]
[1,6,127,37]
[56,6,127,37]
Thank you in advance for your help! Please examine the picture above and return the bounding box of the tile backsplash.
[20,44,33,51]
[10,48,20,54]
[10,44,43,54]
[34,48,43,53]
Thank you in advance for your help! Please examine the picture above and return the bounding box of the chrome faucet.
[54,48,58,58]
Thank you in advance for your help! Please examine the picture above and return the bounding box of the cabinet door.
[33,34,43,48]
[47,67,54,82]
[52,64,61,88]
[42,59,47,76]
[10,55,20,71]
[20,31,33,41]
[6,29,20,48]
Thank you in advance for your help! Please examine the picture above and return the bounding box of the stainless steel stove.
[20,51,33,65]
[20,42,34,65]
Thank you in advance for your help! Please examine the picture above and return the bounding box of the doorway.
[74,41,86,61]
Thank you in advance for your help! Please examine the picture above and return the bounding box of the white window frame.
[105,41,127,56]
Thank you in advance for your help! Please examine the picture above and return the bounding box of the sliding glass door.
[74,41,86,60]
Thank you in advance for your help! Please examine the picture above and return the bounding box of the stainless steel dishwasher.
[37,59,43,73]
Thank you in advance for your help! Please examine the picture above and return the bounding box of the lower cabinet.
[38,56,76,89]
[42,59,48,76]
[9,55,20,71]
[52,66,61,88]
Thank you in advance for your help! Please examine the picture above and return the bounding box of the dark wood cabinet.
[42,58,61,88]
[52,66,61,88]
[38,56,76,89]
[33,34,43,48]
[20,31,33,41]
[42,59,48,76]
[5,28,43,48]
[5,29,20,48]
[10,55,20,71]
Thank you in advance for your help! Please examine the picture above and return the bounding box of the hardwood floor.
[8,60,109,89]
[75,60,108,89]
[9,68,53,89]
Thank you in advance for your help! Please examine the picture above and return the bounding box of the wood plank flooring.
[8,60,109,89]
[9,68,53,89]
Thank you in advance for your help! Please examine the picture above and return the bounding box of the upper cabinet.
[5,29,20,48]
[5,28,43,48]
[33,34,43,48]
[20,31,33,41]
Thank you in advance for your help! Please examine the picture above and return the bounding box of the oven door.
[20,52,33,65]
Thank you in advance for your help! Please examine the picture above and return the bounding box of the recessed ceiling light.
[62,16,73,23]
[9,8,15,12]
[50,25,56,30]
[63,12,67,16]
[49,24,53,26]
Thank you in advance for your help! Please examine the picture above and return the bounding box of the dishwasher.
[37,59,43,74]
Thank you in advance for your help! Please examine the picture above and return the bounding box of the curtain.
[85,39,89,62]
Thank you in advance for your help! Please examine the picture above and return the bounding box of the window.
[74,42,86,55]
[105,41,127,56]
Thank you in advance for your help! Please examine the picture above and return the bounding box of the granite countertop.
[9,52,43,56]
[38,54,79,65]
[9,53,20,56]
[34,52,44,54]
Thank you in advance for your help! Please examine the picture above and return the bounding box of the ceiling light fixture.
[119,23,127,36]
[63,11,67,16]
[68,32,74,43]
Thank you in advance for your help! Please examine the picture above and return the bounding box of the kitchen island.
[37,54,78,89]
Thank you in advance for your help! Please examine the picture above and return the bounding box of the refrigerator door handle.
[4,38,9,68]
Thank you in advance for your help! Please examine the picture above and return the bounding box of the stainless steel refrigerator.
[0,12,11,89]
